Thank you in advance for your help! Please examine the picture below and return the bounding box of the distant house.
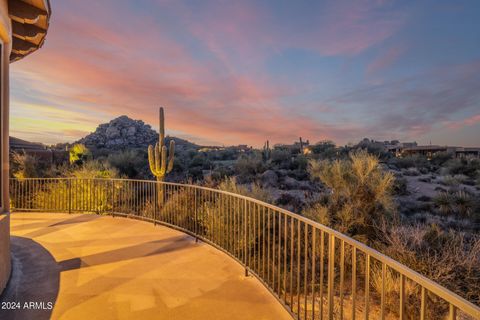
[388,142,480,159]
[10,136,69,165]
[385,141,418,157]
[401,145,480,159]
[10,136,46,151]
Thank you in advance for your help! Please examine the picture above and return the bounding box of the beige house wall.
[0,215,9,293]
[0,0,11,295]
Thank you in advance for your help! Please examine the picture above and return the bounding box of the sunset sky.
[10,0,480,147]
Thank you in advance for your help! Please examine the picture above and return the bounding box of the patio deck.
[1,212,291,320]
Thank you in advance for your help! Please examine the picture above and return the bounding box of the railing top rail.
[9,177,480,317]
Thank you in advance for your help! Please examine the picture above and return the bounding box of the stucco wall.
[0,214,10,293]
[0,0,11,296]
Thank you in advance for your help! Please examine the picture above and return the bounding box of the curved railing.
[9,178,480,319]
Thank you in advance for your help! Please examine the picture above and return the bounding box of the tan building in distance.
[0,0,51,294]
[387,143,480,159]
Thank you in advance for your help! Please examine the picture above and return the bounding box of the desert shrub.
[353,138,391,159]
[409,212,474,231]
[207,149,237,161]
[159,186,197,227]
[290,154,308,171]
[381,224,480,307]
[187,167,204,181]
[433,190,475,217]
[288,169,309,181]
[370,265,417,318]
[453,190,475,217]
[389,155,429,170]
[41,163,70,178]
[23,160,120,213]
[69,144,92,165]
[69,160,119,179]
[172,157,186,174]
[438,174,468,186]
[442,158,480,178]
[403,167,420,176]
[234,154,264,182]
[430,152,453,166]
[193,177,272,257]
[209,166,234,182]
[302,202,329,225]
[107,149,147,178]
[392,176,409,196]
[309,141,337,159]
[10,151,39,179]
[270,149,291,167]
[218,177,271,203]
[307,150,395,243]
[275,192,304,211]
[434,192,454,215]
[190,153,211,167]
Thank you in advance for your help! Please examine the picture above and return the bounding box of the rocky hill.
[77,115,198,151]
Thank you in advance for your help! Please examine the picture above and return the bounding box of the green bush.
[69,144,92,165]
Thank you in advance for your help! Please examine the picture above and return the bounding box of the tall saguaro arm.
[147,107,175,181]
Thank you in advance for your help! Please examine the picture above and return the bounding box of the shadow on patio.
[2,213,291,320]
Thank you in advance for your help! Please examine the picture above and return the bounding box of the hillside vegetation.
[10,121,480,308]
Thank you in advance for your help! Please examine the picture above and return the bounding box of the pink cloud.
[445,114,480,130]
[367,45,406,74]
[306,1,405,56]
[171,0,406,67]
[9,1,409,146]
[11,2,352,146]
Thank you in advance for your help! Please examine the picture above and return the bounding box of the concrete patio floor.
[1,212,291,320]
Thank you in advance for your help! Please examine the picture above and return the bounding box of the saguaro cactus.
[148,107,175,205]
[262,140,271,162]
[148,107,175,181]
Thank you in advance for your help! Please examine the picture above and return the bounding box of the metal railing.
[9,178,480,320]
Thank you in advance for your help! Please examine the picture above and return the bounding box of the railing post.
[194,188,198,243]
[111,179,115,217]
[153,182,157,225]
[328,233,335,320]
[67,179,72,214]
[244,198,248,277]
